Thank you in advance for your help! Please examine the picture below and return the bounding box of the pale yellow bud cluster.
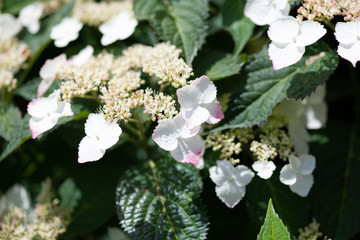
[42,0,70,14]
[297,0,360,22]
[298,219,326,240]
[0,201,68,240]
[0,69,17,91]
[72,0,134,26]
[250,140,278,161]
[0,38,31,72]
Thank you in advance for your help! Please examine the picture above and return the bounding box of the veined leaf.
[257,199,290,240]
[216,43,338,130]
[206,54,244,80]
[59,178,82,211]
[0,102,22,141]
[134,0,207,64]
[227,17,255,55]
[116,158,207,240]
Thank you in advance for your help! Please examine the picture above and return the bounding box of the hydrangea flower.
[19,1,43,34]
[280,154,316,197]
[152,114,203,164]
[244,0,290,26]
[37,54,67,97]
[252,160,276,179]
[67,45,94,66]
[50,17,83,48]
[78,114,122,163]
[209,160,254,208]
[0,13,22,39]
[99,12,138,46]
[177,75,224,128]
[334,20,360,67]
[268,16,326,70]
[28,90,73,139]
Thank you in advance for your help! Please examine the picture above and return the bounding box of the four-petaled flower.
[152,114,203,164]
[280,154,316,197]
[0,13,22,39]
[244,0,290,26]
[37,54,67,97]
[50,17,83,48]
[268,16,326,70]
[209,160,254,208]
[78,113,122,163]
[28,90,73,139]
[334,20,360,67]
[252,160,276,179]
[19,1,43,34]
[177,75,224,128]
[99,12,138,46]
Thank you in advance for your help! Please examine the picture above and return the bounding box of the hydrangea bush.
[0,0,359,239]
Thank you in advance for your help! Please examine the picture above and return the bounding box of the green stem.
[323,19,335,32]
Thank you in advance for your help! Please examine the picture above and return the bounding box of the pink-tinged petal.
[296,21,326,47]
[233,165,254,186]
[29,116,57,139]
[334,21,358,45]
[68,45,94,66]
[192,76,217,104]
[56,101,74,117]
[170,135,203,163]
[177,85,199,110]
[181,106,209,129]
[289,174,313,197]
[152,118,178,151]
[173,114,200,138]
[215,181,245,208]
[268,17,299,43]
[39,54,66,80]
[37,78,54,98]
[203,100,224,124]
[337,41,360,67]
[299,154,316,175]
[27,95,58,118]
[269,42,305,70]
[78,136,105,163]
[279,164,297,185]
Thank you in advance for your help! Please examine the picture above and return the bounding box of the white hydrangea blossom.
[37,54,67,97]
[334,20,360,67]
[19,1,43,34]
[99,11,138,46]
[268,16,326,70]
[209,160,254,208]
[50,17,83,47]
[78,113,122,163]
[67,45,94,66]
[244,0,290,26]
[152,114,203,164]
[280,154,316,197]
[0,13,22,39]
[28,90,73,139]
[252,160,276,179]
[177,75,224,128]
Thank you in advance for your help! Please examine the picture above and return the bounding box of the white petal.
[4,184,32,211]
[152,118,178,151]
[29,115,58,139]
[40,54,67,80]
[56,101,74,117]
[337,41,360,67]
[252,160,276,179]
[268,17,299,43]
[0,13,22,39]
[177,85,200,110]
[334,21,358,45]
[192,76,217,104]
[233,165,255,186]
[203,100,224,125]
[68,45,94,66]
[27,94,58,118]
[215,181,246,208]
[173,114,200,138]
[296,21,326,46]
[306,102,327,129]
[209,164,227,186]
[269,42,305,70]
[78,136,105,163]
[19,1,43,34]
[289,174,313,197]
[100,34,118,46]
[181,106,209,129]
[288,117,310,155]
[50,17,83,48]
[196,149,205,170]
[289,154,301,169]
[170,135,203,164]
[299,154,316,175]
[279,164,297,185]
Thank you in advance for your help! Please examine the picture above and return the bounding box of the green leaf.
[0,102,22,141]
[310,121,360,240]
[134,0,208,64]
[257,199,290,240]
[59,178,82,211]
[206,54,245,80]
[216,43,339,130]
[221,0,246,27]
[15,77,61,101]
[116,158,207,240]
[2,0,36,14]
[227,17,255,55]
